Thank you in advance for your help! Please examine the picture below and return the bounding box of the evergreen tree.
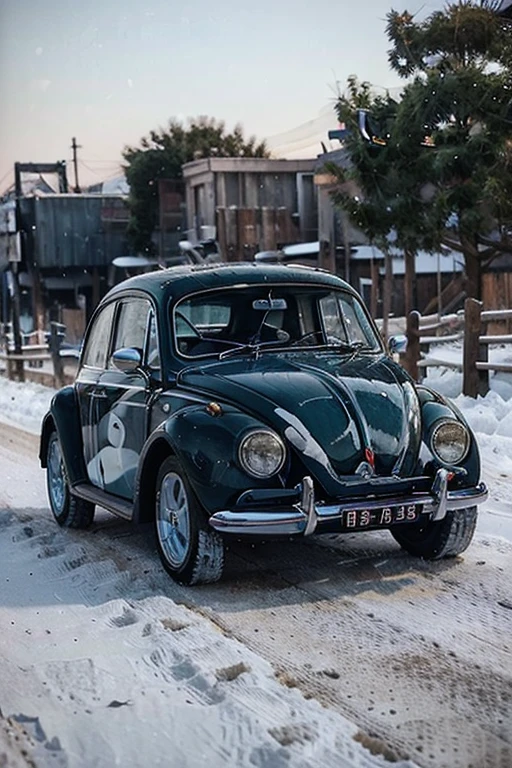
[386,1,512,299]
[329,76,443,318]
[122,117,269,255]
[331,2,512,302]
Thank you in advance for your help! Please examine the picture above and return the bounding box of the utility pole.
[71,137,82,193]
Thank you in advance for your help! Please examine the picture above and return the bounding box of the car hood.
[178,352,421,483]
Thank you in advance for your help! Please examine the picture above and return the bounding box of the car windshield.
[172,285,382,358]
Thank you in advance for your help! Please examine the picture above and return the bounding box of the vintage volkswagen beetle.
[40,263,488,584]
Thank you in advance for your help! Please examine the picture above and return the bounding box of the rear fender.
[39,386,88,486]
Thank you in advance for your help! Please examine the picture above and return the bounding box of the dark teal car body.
[40,263,487,584]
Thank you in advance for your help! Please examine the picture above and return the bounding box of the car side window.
[319,294,347,343]
[81,302,116,369]
[147,310,161,371]
[338,294,378,347]
[110,298,151,365]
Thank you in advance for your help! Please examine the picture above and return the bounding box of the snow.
[282,241,320,256]
[0,376,54,435]
[349,247,464,275]
[423,341,512,401]
[0,377,423,767]
[0,368,511,767]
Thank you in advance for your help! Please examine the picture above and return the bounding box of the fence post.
[478,337,490,397]
[1,324,11,380]
[404,310,421,381]
[463,298,483,398]
[319,240,335,274]
[49,322,66,389]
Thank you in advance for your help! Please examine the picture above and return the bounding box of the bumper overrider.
[208,468,489,537]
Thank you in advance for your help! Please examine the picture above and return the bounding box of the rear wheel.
[46,432,95,528]
[155,457,224,585]
[390,507,477,559]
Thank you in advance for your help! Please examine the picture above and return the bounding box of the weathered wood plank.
[475,362,512,373]
[404,311,421,380]
[463,298,488,397]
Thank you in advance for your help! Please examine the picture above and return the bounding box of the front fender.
[145,403,285,514]
[417,386,481,486]
[39,386,88,486]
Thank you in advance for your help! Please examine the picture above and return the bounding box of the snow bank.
[0,377,53,434]
[423,350,512,469]
[423,341,512,402]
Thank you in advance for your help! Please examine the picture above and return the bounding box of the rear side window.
[81,303,115,369]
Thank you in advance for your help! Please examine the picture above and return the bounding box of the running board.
[71,483,134,520]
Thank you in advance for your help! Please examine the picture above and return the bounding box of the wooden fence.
[403,298,512,397]
[0,323,76,388]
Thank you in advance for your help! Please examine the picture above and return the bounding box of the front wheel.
[46,432,95,528]
[155,457,224,585]
[390,506,477,560]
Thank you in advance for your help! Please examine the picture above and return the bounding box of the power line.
[78,160,107,179]
[79,158,124,165]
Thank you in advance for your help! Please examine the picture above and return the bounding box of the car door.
[76,301,117,489]
[91,296,160,500]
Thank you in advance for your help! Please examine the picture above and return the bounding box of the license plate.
[343,503,421,530]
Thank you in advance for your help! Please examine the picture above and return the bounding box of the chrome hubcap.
[48,437,66,514]
[157,472,190,568]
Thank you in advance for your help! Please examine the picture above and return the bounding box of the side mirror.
[388,334,407,355]
[112,347,142,374]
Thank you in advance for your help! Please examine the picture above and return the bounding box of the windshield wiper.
[219,340,285,361]
[315,341,376,355]
[219,339,376,361]
[347,341,375,351]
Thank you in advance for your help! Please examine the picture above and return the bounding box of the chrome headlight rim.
[430,418,470,466]
[238,428,286,479]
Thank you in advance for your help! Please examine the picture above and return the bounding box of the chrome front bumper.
[208,469,489,537]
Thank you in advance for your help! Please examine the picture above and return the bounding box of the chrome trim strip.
[430,467,450,521]
[302,476,317,536]
[208,479,489,536]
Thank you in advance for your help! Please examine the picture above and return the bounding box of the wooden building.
[181,157,318,259]
[14,193,130,333]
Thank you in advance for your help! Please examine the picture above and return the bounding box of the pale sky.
[0,0,445,192]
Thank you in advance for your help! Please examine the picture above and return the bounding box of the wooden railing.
[403,299,512,397]
[0,323,76,388]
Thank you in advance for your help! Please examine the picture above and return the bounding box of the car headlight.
[238,429,286,478]
[431,420,470,465]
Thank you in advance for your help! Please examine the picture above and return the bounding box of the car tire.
[155,456,225,585]
[46,432,95,528]
[390,506,477,560]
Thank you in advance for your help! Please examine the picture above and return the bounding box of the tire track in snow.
[2,425,511,768]
[0,505,418,768]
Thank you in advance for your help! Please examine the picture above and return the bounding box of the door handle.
[89,390,108,399]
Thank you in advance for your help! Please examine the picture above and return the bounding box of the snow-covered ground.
[0,367,511,768]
